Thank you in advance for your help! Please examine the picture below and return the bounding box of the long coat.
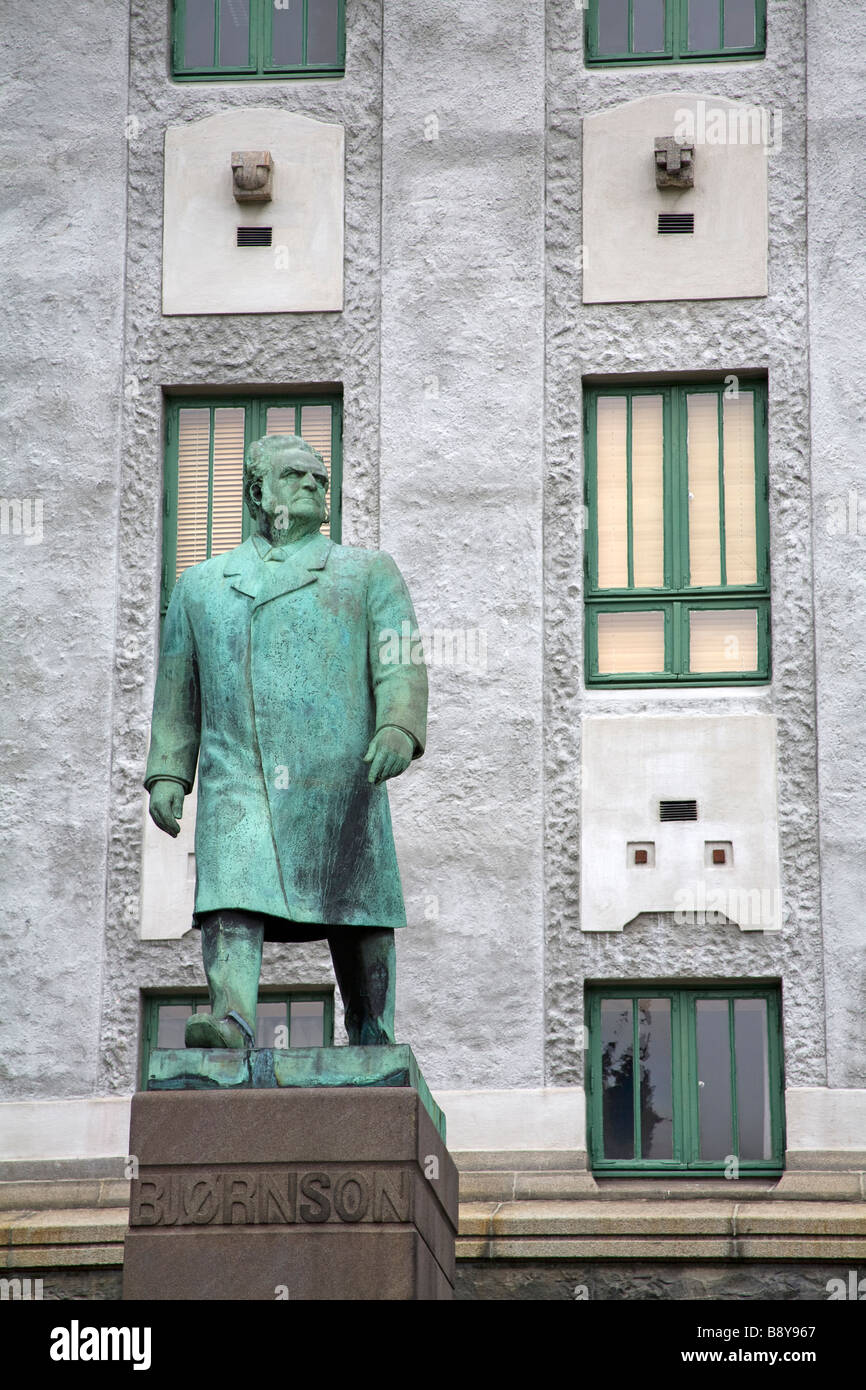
[145,532,428,940]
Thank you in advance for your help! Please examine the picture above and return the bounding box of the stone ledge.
[459,1172,599,1202]
[461,1198,866,1235]
[461,1171,866,1203]
[0,1208,128,1248]
[452,1150,588,1173]
[459,1198,866,1253]
[458,1236,739,1260]
[0,1159,127,1184]
[1,1244,125,1270]
[6,1170,863,1212]
[456,1234,866,1261]
[2,1200,865,1271]
[0,1179,130,1212]
[786,1150,866,1172]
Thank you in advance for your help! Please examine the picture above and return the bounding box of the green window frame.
[141,990,334,1087]
[171,0,345,81]
[584,379,770,686]
[585,0,765,65]
[586,985,784,1177]
[161,393,342,617]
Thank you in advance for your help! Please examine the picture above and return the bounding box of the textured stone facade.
[543,0,823,1094]
[100,0,385,1096]
[457,1261,860,1302]
[2,1,864,1276]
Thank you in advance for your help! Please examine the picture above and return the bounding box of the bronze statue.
[145,434,428,1049]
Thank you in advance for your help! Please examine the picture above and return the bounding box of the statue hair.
[243,434,329,526]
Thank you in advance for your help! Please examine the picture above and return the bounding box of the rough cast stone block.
[123,1089,457,1301]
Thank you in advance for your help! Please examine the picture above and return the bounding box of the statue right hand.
[149,780,184,837]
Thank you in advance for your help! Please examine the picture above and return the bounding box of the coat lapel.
[255,532,333,607]
[223,536,262,599]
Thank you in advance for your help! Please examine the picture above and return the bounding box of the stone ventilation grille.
[237,226,273,247]
[659,799,698,821]
[657,213,695,234]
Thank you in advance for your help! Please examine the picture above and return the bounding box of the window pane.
[688,0,722,49]
[596,397,629,588]
[219,0,250,65]
[597,610,665,674]
[184,0,216,67]
[210,408,246,558]
[696,1000,733,1160]
[299,404,332,474]
[266,405,333,537]
[735,999,771,1159]
[597,0,629,53]
[176,409,211,579]
[290,1000,325,1048]
[307,0,341,64]
[687,394,721,587]
[271,0,304,65]
[689,608,758,673]
[631,395,664,587]
[639,999,673,1159]
[723,392,757,584]
[156,1005,189,1050]
[601,1000,634,1159]
[632,0,665,52]
[724,0,755,47]
[300,406,333,537]
[265,406,298,436]
[255,1001,288,1048]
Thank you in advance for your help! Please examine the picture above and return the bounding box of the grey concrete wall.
[379,2,547,1087]
[102,0,547,1096]
[99,0,386,1093]
[7,0,857,1124]
[544,0,825,1088]
[808,1,866,1087]
[0,2,130,1099]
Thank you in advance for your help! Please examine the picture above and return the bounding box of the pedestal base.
[122,1086,457,1301]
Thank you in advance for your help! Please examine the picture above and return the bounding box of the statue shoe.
[185,1010,255,1050]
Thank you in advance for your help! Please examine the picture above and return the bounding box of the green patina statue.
[145,434,428,1051]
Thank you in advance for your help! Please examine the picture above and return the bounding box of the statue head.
[243,434,329,540]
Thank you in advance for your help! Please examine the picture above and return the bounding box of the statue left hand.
[364,727,414,785]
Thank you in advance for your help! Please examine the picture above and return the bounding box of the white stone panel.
[0,1098,132,1161]
[581,715,781,931]
[786,1088,866,1152]
[140,786,197,941]
[163,109,344,315]
[433,1088,585,1152]
[583,94,769,303]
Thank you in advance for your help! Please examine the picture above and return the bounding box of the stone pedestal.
[122,1085,458,1301]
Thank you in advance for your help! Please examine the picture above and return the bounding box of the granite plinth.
[146,1043,445,1141]
[122,1087,458,1301]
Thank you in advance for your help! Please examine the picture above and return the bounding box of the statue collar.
[223,532,332,602]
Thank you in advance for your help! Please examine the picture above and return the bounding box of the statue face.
[254,444,327,536]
